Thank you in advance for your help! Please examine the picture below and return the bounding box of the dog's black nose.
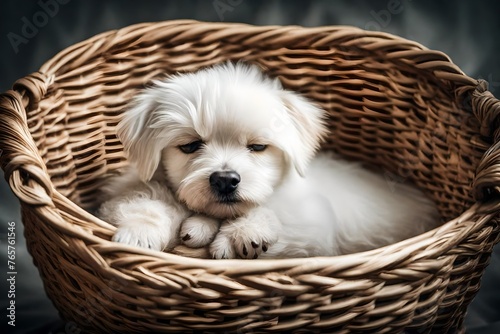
[210,171,241,194]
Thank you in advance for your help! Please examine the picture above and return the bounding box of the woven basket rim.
[38,20,473,85]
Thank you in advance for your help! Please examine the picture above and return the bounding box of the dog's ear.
[117,89,167,182]
[280,91,328,176]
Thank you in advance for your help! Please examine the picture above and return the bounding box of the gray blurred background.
[1,1,499,333]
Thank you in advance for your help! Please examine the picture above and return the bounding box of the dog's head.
[117,63,328,218]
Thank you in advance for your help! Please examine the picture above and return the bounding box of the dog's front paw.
[231,221,275,259]
[209,207,280,259]
[113,224,166,251]
[180,215,220,248]
[104,198,187,252]
[209,231,236,259]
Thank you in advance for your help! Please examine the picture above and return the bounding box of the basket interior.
[27,24,485,223]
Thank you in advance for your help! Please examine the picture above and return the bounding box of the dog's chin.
[186,200,256,219]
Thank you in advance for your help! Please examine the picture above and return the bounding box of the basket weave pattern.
[1,20,500,333]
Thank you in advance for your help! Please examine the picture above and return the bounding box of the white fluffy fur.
[98,62,439,259]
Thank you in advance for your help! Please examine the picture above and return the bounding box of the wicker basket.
[1,20,500,333]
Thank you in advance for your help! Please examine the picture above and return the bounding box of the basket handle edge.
[471,80,500,210]
[0,73,54,206]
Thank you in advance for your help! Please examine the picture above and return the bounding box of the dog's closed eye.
[247,144,267,152]
[179,140,204,154]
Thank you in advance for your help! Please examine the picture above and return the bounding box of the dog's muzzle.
[209,171,240,202]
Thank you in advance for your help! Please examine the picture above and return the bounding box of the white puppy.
[98,62,439,259]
